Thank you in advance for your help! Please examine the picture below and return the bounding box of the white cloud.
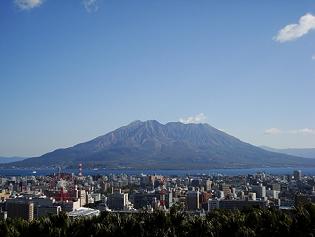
[179,113,207,124]
[273,13,315,43]
[264,128,282,135]
[83,0,99,13]
[265,128,315,135]
[15,0,43,10]
[312,54,315,60]
[289,128,315,135]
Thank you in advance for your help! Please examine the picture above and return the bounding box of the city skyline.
[1,0,315,157]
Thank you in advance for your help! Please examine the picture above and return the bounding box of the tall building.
[6,199,34,221]
[293,170,302,181]
[271,183,281,191]
[205,180,212,191]
[220,184,231,197]
[107,189,128,210]
[186,191,200,211]
[200,192,212,210]
[78,189,87,207]
[165,190,173,208]
[252,184,266,199]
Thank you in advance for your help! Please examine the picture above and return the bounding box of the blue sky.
[1,0,315,157]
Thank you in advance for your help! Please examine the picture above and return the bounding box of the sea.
[1,167,315,177]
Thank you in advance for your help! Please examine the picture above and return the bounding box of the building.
[107,189,128,210]
[280,198,295,208]
[271,183,281,191]
[78,189,87,207]
[59,200,81,212]
[208,199,268,211]
[247,192,256,201]
[220,184,231,197]
[266,189,280,199]
[208,199,219,211]
[293,170,302,181]
[186,191,200,211]
[37,206,61,217]
[91,193,101,202]
[0,210,7,220]
[200,192,212,210]
[191,179,201,187]
[158,189,171,209]
[165,190,173,208]
[31,197,61,218]
[251,184,266,199]
[6,198,34,221]
[205,180,212,191]
[131,192,158,209]
[68,207,100,219]
[0,190,10,201]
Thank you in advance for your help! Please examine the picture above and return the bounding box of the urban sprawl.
[0,168,313,221]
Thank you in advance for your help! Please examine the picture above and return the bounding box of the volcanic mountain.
[8,120,315,169]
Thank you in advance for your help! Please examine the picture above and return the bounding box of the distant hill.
[0,157,26,164]
[6,120,315,169]
[261,146,315,159]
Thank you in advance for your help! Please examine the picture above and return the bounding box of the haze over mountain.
[0,157,26,164]
[261,146,315,159]
[7,120,315,169]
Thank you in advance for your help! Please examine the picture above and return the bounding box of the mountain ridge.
[261,146,315,159]
[6,120,315,169]
[0,157,26,164]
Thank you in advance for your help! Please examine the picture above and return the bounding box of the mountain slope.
[7,120,315,169]
[261,146,315,159]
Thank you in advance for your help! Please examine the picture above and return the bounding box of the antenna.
[58,166,61,178]
[78,163,83,177]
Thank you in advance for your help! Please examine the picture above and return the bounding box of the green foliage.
[0,205,314,237]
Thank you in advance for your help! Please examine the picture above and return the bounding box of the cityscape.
[0,167,313,220]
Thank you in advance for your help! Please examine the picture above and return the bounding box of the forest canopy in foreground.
[0,204,315,237]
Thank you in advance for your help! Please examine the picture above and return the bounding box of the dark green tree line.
[0,204,314,237]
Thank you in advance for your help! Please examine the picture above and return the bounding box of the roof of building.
[67,207,100,217]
